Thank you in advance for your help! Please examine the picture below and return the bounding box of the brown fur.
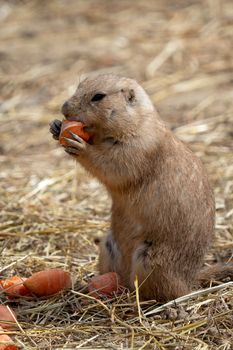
[50,74,233,301]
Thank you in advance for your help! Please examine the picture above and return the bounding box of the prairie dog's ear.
[121,88,136,104]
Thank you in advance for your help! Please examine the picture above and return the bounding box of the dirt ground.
[0,0,233,349]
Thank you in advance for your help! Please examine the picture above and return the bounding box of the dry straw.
[0,0,232,348]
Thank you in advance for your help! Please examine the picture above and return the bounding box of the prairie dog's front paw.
[49,119,62,140]
[63,131,88,156]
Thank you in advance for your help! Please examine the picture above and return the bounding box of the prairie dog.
[50,74,232,301]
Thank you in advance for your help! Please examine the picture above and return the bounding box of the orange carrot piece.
[0,326,19,350]
[59,120,90,146]
[24,269,71,296]
[88,272,122,298]
[0,306,17,331]
[0,276,31,298]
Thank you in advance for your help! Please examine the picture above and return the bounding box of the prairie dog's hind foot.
[130,241,190,301]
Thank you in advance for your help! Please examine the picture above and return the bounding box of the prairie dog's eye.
[91,93,106,102]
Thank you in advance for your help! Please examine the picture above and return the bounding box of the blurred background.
[0,0,232,347]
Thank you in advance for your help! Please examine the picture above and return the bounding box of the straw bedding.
[0,0,232,348]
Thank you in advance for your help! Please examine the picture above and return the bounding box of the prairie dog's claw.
[63,137,86,150]
[69,131,83,143]
[49,119,62,140]
[64,147,80,155]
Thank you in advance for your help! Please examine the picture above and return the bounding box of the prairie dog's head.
[61,74,155,142]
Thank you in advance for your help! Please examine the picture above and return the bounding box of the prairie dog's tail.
[197,263,233,287]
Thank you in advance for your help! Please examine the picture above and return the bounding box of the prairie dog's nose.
[61,101,70,118]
